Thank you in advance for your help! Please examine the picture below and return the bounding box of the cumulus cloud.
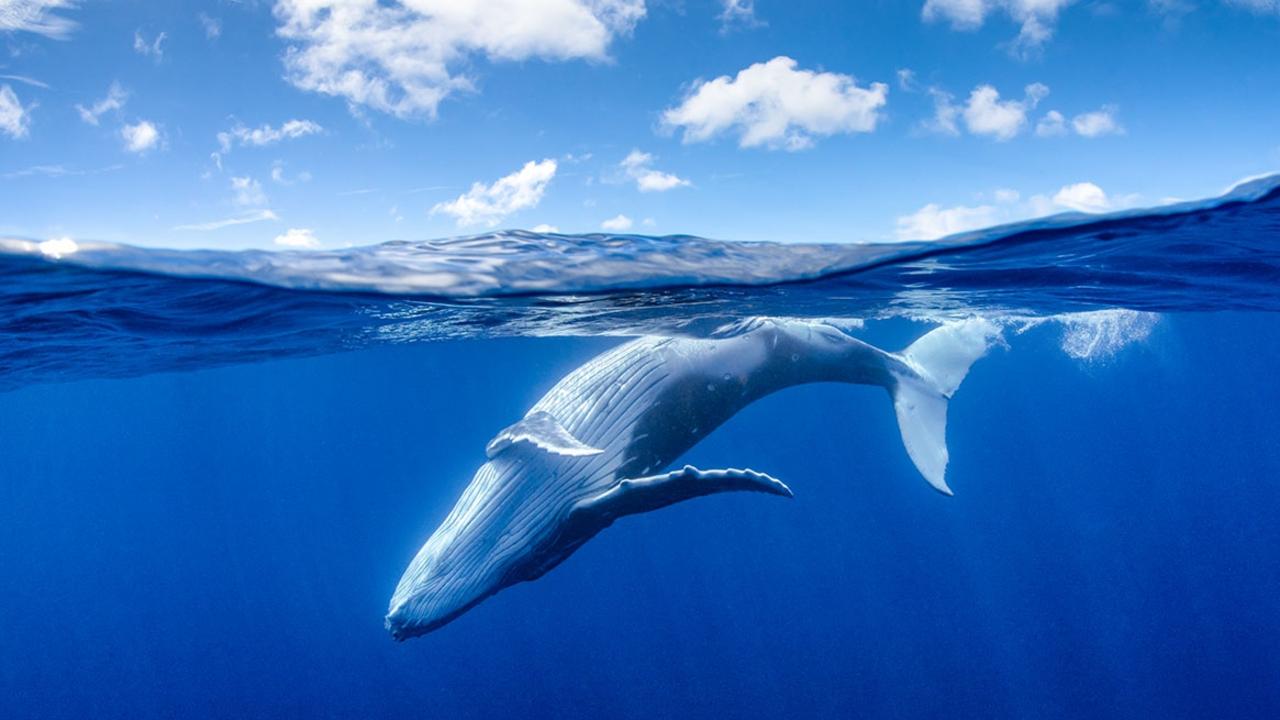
[432,159,558,227]
[964,82,1048,140]
[1071,106,1124,137]
[661,56,888,151]
[531,223,559,233]
[0,83,33,139]
[922,0,1076,55]
[1035,109,1067,136]
[1035,106,1123,138]
[217,119,322,152]
[274,228,319,248]
[619,150,689,192]
[133,30,166,60]
[896,202,1002,240]
[273,0,645,118]
[1051,181,1112,212]
[0,0,77,38]
[896,180,1134,240]
[231,176,267,206]
[924,83,1047,140]
[120,120,160,153]
[601,213,633,231]
[75,82,127,126]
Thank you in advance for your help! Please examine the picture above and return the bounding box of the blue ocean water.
[3,178,1280,717]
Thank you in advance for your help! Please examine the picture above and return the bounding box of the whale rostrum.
[385,317,1001,640]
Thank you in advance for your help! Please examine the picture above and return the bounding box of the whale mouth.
[384,593,489,641]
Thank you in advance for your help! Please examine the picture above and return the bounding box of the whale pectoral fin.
[574,465,793,523]
[485,410,604,459]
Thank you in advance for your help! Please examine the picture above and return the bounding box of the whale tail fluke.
[891,318,1002,495]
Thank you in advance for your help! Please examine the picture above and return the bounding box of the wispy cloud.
[174,209,279,231]
[231,176,267,206]
[198,13,221,40]
[216,119,322,153]
[75,81,127,125]
[133,30,166,61]
[2,163,124,179]
[0,84,33,139]
[0,0,78,39]
[0,74,49,89]
[718,0,764,32]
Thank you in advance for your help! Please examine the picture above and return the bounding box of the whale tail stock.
[889,318,1002,496]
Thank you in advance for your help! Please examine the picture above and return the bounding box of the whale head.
[384,455,596,640]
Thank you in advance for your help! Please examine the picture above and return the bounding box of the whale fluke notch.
[485,411,604,459]
[574,465,793,524]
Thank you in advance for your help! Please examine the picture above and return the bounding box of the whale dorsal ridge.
[485,411,604,459]
[573,465,793,524]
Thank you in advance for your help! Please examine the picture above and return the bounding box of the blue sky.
[1,0,1278,249]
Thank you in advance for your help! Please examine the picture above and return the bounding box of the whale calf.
[386,317,1001,640]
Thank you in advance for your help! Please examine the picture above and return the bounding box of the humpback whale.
[386,318,1001,640]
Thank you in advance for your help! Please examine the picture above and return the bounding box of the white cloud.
[663,57,887,151]
[120,120,160,153]
[273,0,645,118]
[0,84,33,139]
[718,0,763,30]
[274,227,319,248]
[897,180,1133,240]
[174,209,279,231]
[133,30,166,60]
[199,13,221,40]
[896,68,918,91]
[2,163,124,179]
[531,223,559,233]
[270,161,311,185]
[0,74,48,88]
[1035,109,1067,136]
[75,82,127,126]
[925,87,961,135]
[1228,0,1280,13]
[0,0,77,38]
[217,119,322,152]
[896,202,1002,240]
[962,82,1047,140]
[601,213,633,231]
[231,176,267,206]
[1051,181,1112,212]
[922,0,1076,55]
[619,149,689,192]
[432,158,557,227]
[1071,106,1123,137]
